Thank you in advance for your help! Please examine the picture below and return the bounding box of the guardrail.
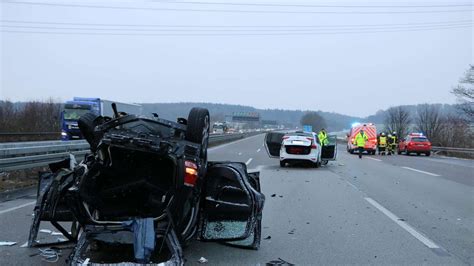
[0,133,257,172]
[432,146,474,154]
[335,136,474,155]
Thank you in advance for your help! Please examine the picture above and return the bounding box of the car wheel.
[349,149,354,154]
[185,108,210,171]
[78,112,101,151]
[417,152,420,156]
[426,152,431,156]
[397,149,402,155]
[313,161,320,168]
[280,161,286,167]
[322,160,329,165]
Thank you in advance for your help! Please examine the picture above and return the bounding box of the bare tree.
[300,112,327,132]
[383,106,412,138]
[452,65,474,120]
[437,114,473,148]
[415,104,443,144]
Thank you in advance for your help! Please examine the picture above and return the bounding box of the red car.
[398,133,432,156]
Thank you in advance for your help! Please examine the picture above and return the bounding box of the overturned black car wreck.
[28,105,265,265]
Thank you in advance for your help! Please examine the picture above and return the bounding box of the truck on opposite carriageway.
[61,97,142,140]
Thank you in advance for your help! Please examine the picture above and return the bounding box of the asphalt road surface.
[0,134,473,265]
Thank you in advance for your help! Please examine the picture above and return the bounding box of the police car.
[398,133,432,156]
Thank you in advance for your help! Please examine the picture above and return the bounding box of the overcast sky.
[1,0,472,117]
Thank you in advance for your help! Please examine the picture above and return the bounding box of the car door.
[264,132,285,158]
[199,162,265,249]
[321,135,338,160]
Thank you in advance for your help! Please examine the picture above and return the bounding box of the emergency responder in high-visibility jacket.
[353,130,368,159]
[378,133,387,155]
[389,132,397,155]
[318,128,329,146]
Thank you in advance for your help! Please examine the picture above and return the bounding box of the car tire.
[349,149,354,154]
[185,107,210,170]
[417,152,420,156]
[280,161,286,167]
[426,152,431,156]
[397,149,402,155]
[313,161,320,168]
[78,112,101,151]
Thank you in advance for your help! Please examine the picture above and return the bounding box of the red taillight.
[184,161,198,187]
[307,138,317,149]
[283,136,290,140]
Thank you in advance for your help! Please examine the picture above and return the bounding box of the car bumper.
[280,150,319,162]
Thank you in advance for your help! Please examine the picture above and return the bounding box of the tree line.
[384,65,473,147]
[0,100,61,133]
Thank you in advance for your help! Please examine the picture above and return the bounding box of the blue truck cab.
[61,97,101,140]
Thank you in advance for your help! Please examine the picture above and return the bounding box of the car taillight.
[283,136,290,140]
[184,160,198,187]
[306,138,317,149]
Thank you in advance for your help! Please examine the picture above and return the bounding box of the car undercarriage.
[27,106,265,265]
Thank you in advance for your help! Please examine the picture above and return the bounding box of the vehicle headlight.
[61,131,68,136]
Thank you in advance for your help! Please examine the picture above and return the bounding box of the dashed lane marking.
[0,201,36,215]
[245,158,253,165]
[366,157,382,162]
[365,197,440,249]
[402,167,440,177]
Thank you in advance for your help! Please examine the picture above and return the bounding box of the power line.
[2,23,471,32]
[165,1,474,8]
[2,25,470,36]
[2,19,472,28]
[4,1,473,14]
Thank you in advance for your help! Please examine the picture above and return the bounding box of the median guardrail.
[0,133,258,172]
[432,146,474,154]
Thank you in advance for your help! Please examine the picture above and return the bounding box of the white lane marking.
[245,158,253,165]
[366,157,382,162]
[402,167,440,177]
[0,201,36,215]
[365,197,440,249]
[257,148,261,153]
[346,181,359,190]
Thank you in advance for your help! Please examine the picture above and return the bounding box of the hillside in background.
[4,101,463,133]
[365,104,461,124]
[141,102,361,131]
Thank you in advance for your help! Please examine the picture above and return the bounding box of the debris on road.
[266,257,294,266]
[38,247,61,263]
[271,194,276,197]
[264,236,272,240]
[0,241,17,246]
[353,176,357,179]
[198,257,209,263]
[288,229,295,235]
[338,163,345,166]
[279,195,283,198]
